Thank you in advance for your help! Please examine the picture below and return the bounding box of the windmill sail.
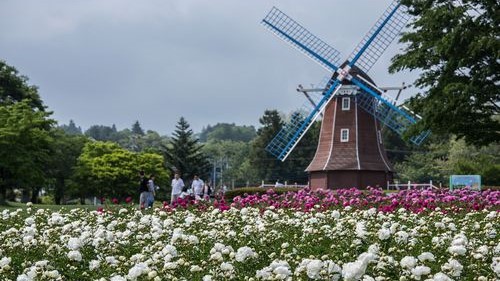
[351,76,429,145]
[348,0,411,73]
[266,80,342,161]
[262,7,342,72]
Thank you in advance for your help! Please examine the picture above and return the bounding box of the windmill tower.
[262,1,430,189]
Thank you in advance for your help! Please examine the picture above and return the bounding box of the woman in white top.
[171,172,184,204]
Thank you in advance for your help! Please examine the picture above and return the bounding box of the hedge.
[224,187,302,201]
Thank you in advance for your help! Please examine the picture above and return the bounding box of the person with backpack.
[138,171,149,209]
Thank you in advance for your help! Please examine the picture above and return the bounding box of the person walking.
[191,175,204,201]
[171,172,184,204]
[203,181,212,201]
[147,174,156,208]
[138,171,149,209]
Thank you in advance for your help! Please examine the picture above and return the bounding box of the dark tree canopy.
[131,120,145,136]
[59,120,83,135]
[198,123,256,143]
[390,0,499,145]
[0,60,45,111]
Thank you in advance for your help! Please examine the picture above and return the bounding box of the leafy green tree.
[59,120,82,135]
[198,123,256,142]
[202,140,251,187]
[164,117,210,180]
[0,60,45,111]
[394,137,449,184]
[390,0,500,145]
[72,141,168,201]
[0,100,55,203]
[46,129,88,204]
[84,125,117,141]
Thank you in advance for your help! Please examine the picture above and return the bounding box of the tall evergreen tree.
[59,120,82,135]
[131,120,145,136]
[164,117,210,181]
[248,110,285,182]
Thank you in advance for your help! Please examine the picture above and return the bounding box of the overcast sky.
[0,0,419,135]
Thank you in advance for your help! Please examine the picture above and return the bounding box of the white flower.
[306,259,323,279]
[16,274,32,281]
[400,256,417,269]
[235,246,257,262]
[67,237,82,250]
[378,228,391,240]
[411,266,431,278]
[448,245,466,255]
[331,210,341,219]
[89,259,100,270]
[220,262,234,271]
[418,252,435,262]
[127,263,148,279]
[202,275,213,281]
[441,259,463,277]
[491,257,500,277]
[110,276,126,281]
[356,222,367,239]
[190,265,202,272]
[431,272,452,281]
[342,260,367,281]
[0,257,11,268]
[67,250,82,262]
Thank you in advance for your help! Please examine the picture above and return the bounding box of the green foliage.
[72,141,169,199]
[247,110,319,184]
[198,123,256,142]
[84,124,118,141]
[202,140,251,186]
[164,117,210,180]
[391,0,500,145]
[0,60,45,111]
[0,100,56,203]
[395,136,500,185]
[131,120,145,136]
[58,120,82,135]
[224,187,301,201]
[46,129,88,204]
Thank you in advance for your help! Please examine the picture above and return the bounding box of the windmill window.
[342,97,350,111]
[340,129,349,142]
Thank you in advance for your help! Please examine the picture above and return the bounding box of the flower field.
[0,188,499,280]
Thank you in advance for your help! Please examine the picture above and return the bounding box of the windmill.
[262,1,430,189]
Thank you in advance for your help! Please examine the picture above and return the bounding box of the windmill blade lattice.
[348,0,411,73]
[262,7,342,72]
[351,76,429,145]
[266,80,342,161]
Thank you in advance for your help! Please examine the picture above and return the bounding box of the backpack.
[139,178,148,192]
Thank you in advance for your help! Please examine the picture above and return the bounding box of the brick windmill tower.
[261,1,429,189]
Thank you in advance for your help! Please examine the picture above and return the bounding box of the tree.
[131,120,145,136]
[0,60,45,111]
[202,140,251,187]
[198,123,256,142]
[59,120,82,135]
[84,125,117,141]
[164,117,210,181]
[0,100,55,203]
[46,129,88,204]
[247,110,285,182]
[390,0,500,145]
[72,141,169,201]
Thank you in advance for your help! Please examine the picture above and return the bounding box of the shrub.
[224,187,302,201]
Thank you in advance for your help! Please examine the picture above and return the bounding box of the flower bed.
[0,188,498,280]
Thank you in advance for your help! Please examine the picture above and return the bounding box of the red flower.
[112,198,119,204]
[125,197,133,204]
